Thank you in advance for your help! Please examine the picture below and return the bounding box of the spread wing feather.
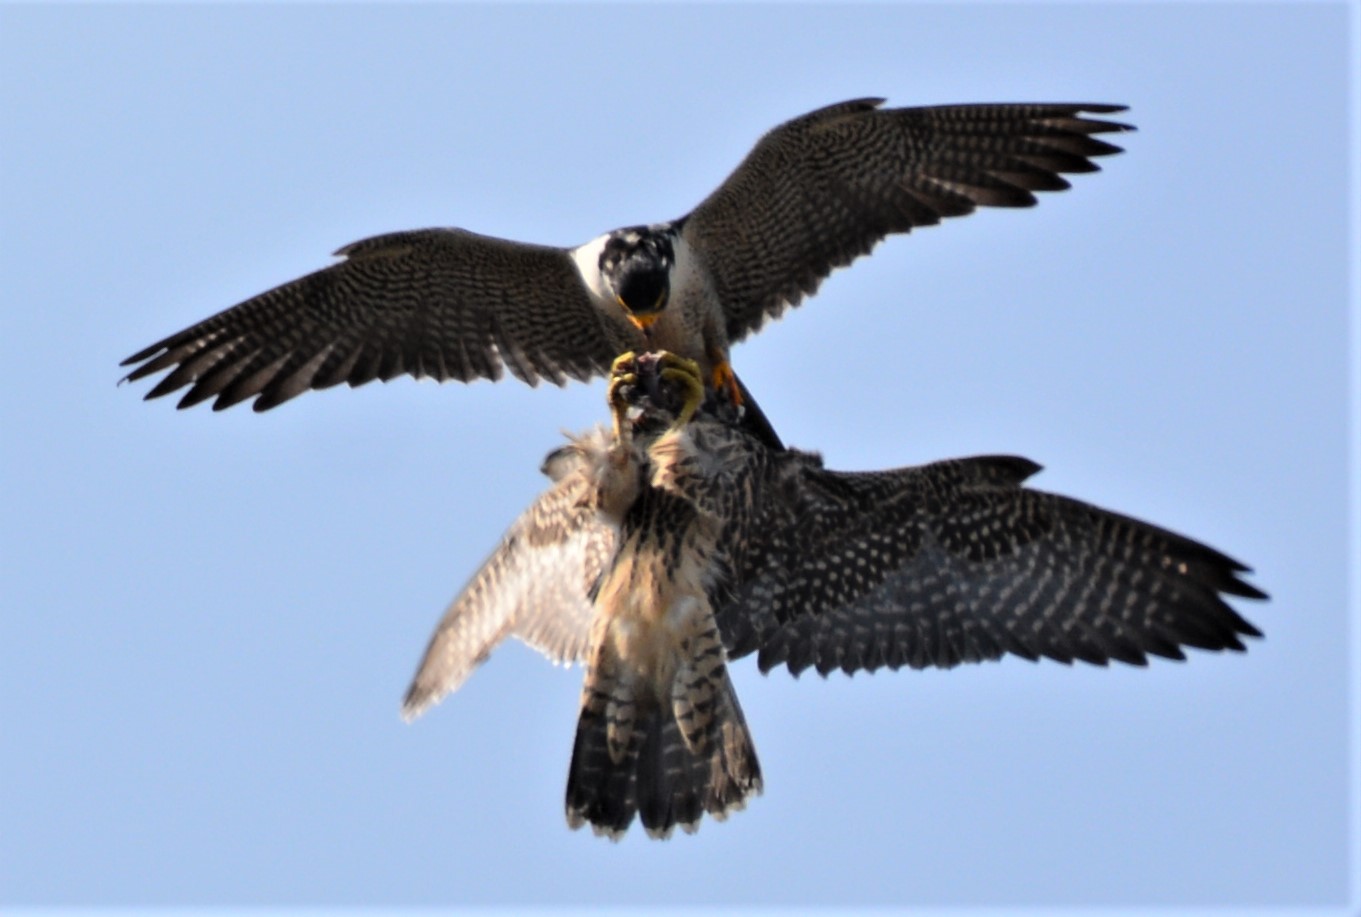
[401,430,616,720]
[121,229,632,411]
[715,454,1266,676]
[124,101,1131,412]
[681,100,1133,342]
[401,420,1265,710]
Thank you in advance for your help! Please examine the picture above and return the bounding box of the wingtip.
[1228,579,1270,603]
[400,680,441,722]
[120,342,165,367]
[400,697,429,724]
[1206,551,1269,602]
[1080,102,1132,115]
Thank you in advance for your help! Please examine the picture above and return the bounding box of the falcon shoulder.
[680,98,1133,343]
[121,228,632,412]
[714,453,1267,677]
[401,428,616,721]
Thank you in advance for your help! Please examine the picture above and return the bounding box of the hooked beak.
[622,302,663,332]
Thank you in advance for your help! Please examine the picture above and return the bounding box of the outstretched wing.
[121,229,634,411]
[681,99,1132,342]
[401,432,615,721]
[716,455,1267,676]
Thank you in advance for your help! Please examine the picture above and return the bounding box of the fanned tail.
[565,639,761,839]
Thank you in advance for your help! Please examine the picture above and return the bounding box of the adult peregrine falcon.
[402,353,1266,839]
[120,99,1130,430]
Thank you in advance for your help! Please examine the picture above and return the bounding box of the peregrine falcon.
[565,353,763,836]
[402,352,1266,839]
[119,99,1130,434]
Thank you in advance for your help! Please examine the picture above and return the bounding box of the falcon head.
[599,226,676,330]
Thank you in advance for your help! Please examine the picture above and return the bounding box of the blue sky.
[1,2,1354,910]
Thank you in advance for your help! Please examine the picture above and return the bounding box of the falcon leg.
[708,355,743,408]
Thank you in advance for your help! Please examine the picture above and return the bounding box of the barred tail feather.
[565,664,761,839]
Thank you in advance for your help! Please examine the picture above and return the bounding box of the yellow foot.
[607,351,639,444]
[654,352,703,430]
[608,350,704,437]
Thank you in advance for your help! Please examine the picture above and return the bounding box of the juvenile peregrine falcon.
[120,99,1130,430]
[402,352,1266,838]
[565,353,764,837]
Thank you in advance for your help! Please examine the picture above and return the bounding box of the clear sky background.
[1,2,1354,910]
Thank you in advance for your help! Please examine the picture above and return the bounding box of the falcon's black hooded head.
[599,226,677,329]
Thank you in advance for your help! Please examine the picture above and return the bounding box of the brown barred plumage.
[565,356,764,837]
[402,353,1265,838]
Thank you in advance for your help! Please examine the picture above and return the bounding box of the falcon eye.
[646,238,675,269]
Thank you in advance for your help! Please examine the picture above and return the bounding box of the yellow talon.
[608,352,639,444]
[653,352,704,431]
[608,350,704,437]
[660,367,703,430]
